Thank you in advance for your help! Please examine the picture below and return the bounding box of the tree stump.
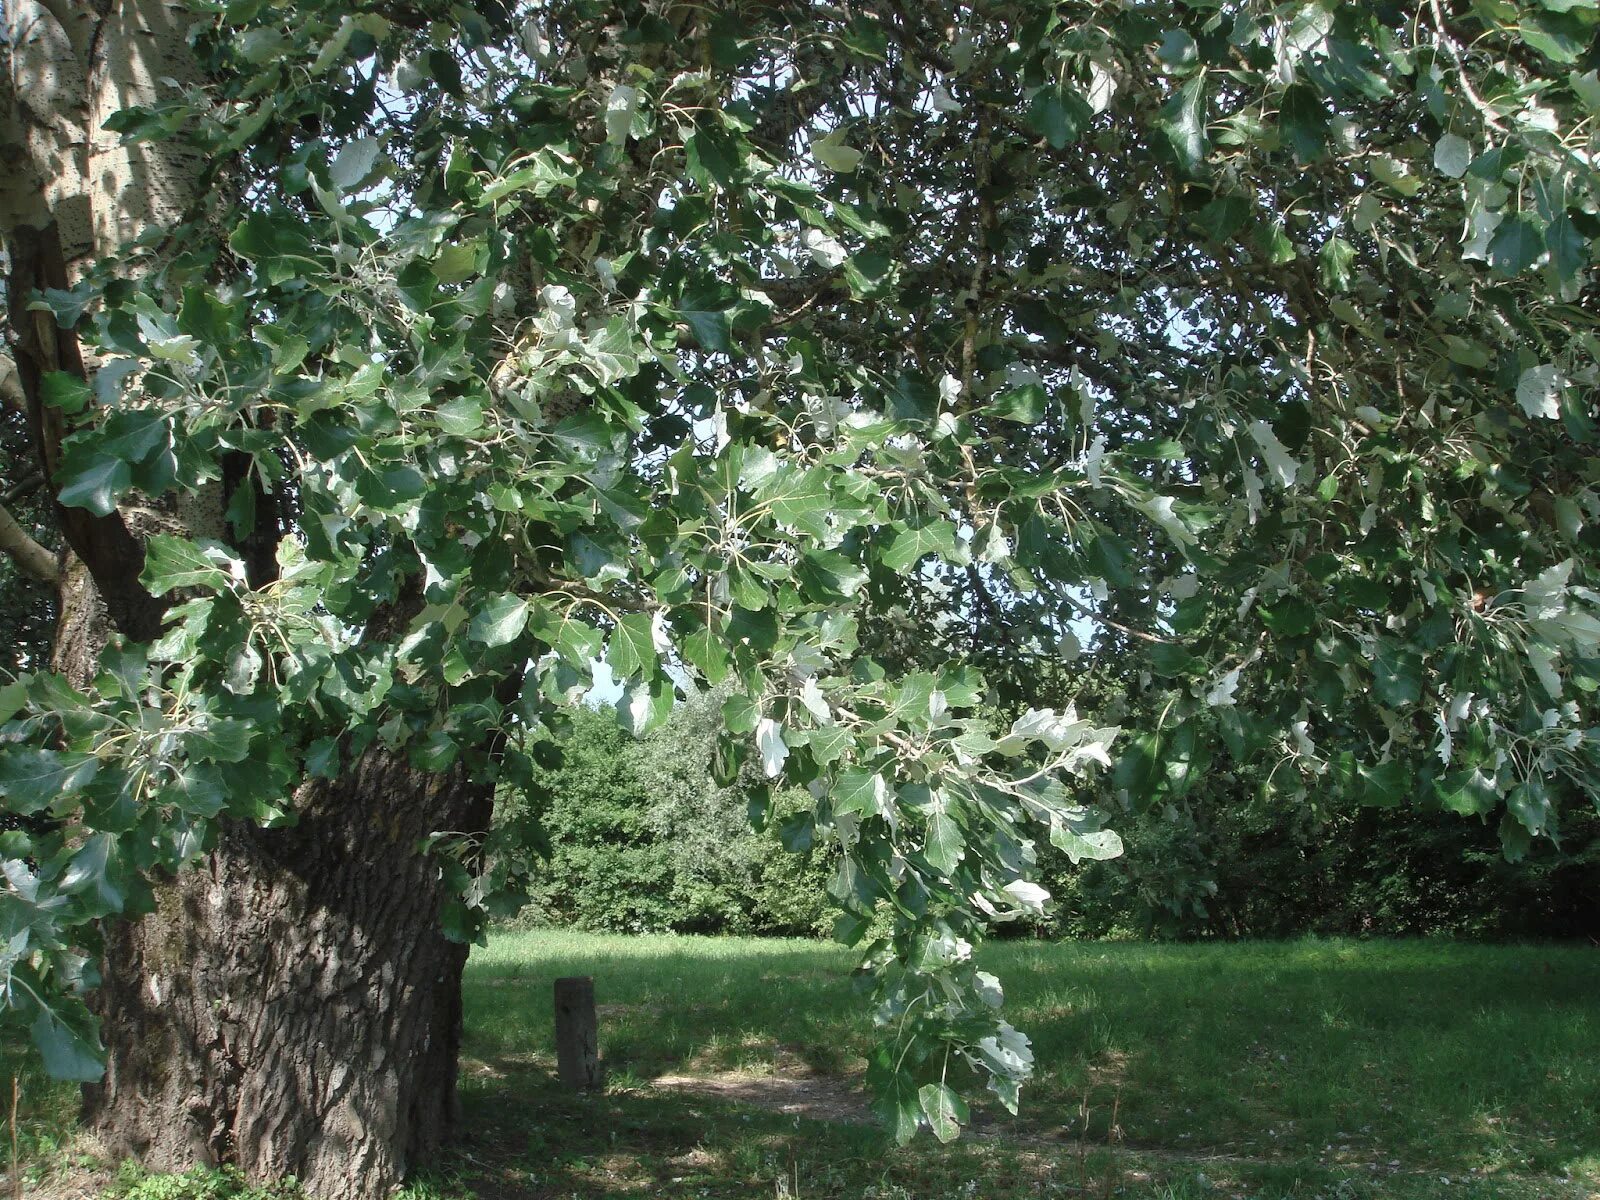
[553,976,602,1090]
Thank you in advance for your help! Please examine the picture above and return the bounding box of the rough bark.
[44,543,493,1200]
[82,752,492,1200]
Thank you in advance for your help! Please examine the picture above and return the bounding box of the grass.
[441,932,1600,1200]
[8,934,1599,1199]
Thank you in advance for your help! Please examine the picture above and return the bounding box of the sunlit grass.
[451,931,1600,1199]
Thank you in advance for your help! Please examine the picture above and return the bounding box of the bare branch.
[2,470,44,504]
[0,496,56,582]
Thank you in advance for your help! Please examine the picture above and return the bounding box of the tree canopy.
[3,0,1599,1150]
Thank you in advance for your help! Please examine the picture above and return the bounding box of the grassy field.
[439,932,1600,1200]
[8,933,1599,1199]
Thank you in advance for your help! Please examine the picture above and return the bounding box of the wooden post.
[553,976,602,1090]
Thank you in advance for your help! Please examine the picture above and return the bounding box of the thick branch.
[0,496,57,582]
[0,354,24,415]
[6,222,166,640]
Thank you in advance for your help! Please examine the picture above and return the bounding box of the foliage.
[1045,787,1600,940]
[108,1162,303,1200]
[1,0,1599,1146]
[514,695,1600,941]
[501,696,833,936]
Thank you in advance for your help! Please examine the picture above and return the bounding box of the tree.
[2,1,1597,1196]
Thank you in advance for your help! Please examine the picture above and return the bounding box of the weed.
[106,1161,302,1200]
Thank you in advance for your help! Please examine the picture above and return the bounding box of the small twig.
[9,1074,20,1200]
[1059,590,1175,646]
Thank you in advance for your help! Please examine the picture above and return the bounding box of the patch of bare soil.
[650,1070,872,1126]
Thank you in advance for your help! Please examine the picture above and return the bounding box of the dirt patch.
[596,1003,661,1019]
[651,1070,872,1126]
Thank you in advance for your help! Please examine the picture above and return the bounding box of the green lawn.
[8,934,1599,1199]
[440,932,1600,1200]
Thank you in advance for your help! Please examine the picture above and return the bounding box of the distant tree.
[1,2,1597,1196]
[505,696,832,935]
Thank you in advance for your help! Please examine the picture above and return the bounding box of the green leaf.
[1546,214,1587,283]
[870,1057,921,1144]
[722,693,759,734]
[1279,84,1329,162]
[469,593,530,647]
[329,135,382,191]
[1158,74,1208,173]
[1318,236,1356,291]
[1371,645,1422,706]
[924,806,964,875]
[679,308,733,353]
[918,1082,968,1143]
[305,737,341,780]
[57,456,131,517]
[686,125,739,190]
[1026,84,1090,149]
[141,535,233,594]
[32,1004,104,1083]
[834,769,886,818]
[759,468,837,538]
[58,832,127,913]
[436,395,485,435]
[184,720,254,764]
[412,729,459,771]
[989,383,1047,425]
[39,372,90,414]
[616,675,673,736]
[681,624,731,685]
[1437,768,1498,816]
[0,749,100,813]
[1157,28,1198,68]
[1051,824,1124,863]
[433,239,483,284]
[1358,759,1409,808]
[1488,216,1544,277]
[882,521,959,572]
[795,550,867,601]
[607,612,657,679]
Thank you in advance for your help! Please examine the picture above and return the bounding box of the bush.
[497,693,833,937]
[1037,777,1600,942]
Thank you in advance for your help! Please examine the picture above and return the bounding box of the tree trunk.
[83,751,492,1200]
[3,8,502,1197]
[43,554,492,1200]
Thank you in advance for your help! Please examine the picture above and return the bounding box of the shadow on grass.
[459,934,1600,1192]
[441,1054,1160,1200]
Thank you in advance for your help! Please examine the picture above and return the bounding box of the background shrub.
[500,693,1597,943]
[498,693,833,936]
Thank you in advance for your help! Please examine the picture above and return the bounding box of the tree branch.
[2,471,44,504]
[0,354,25,415]
[0,497,57,582]
[7,222,166,640]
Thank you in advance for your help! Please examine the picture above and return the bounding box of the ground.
[8,932,1599,1200]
